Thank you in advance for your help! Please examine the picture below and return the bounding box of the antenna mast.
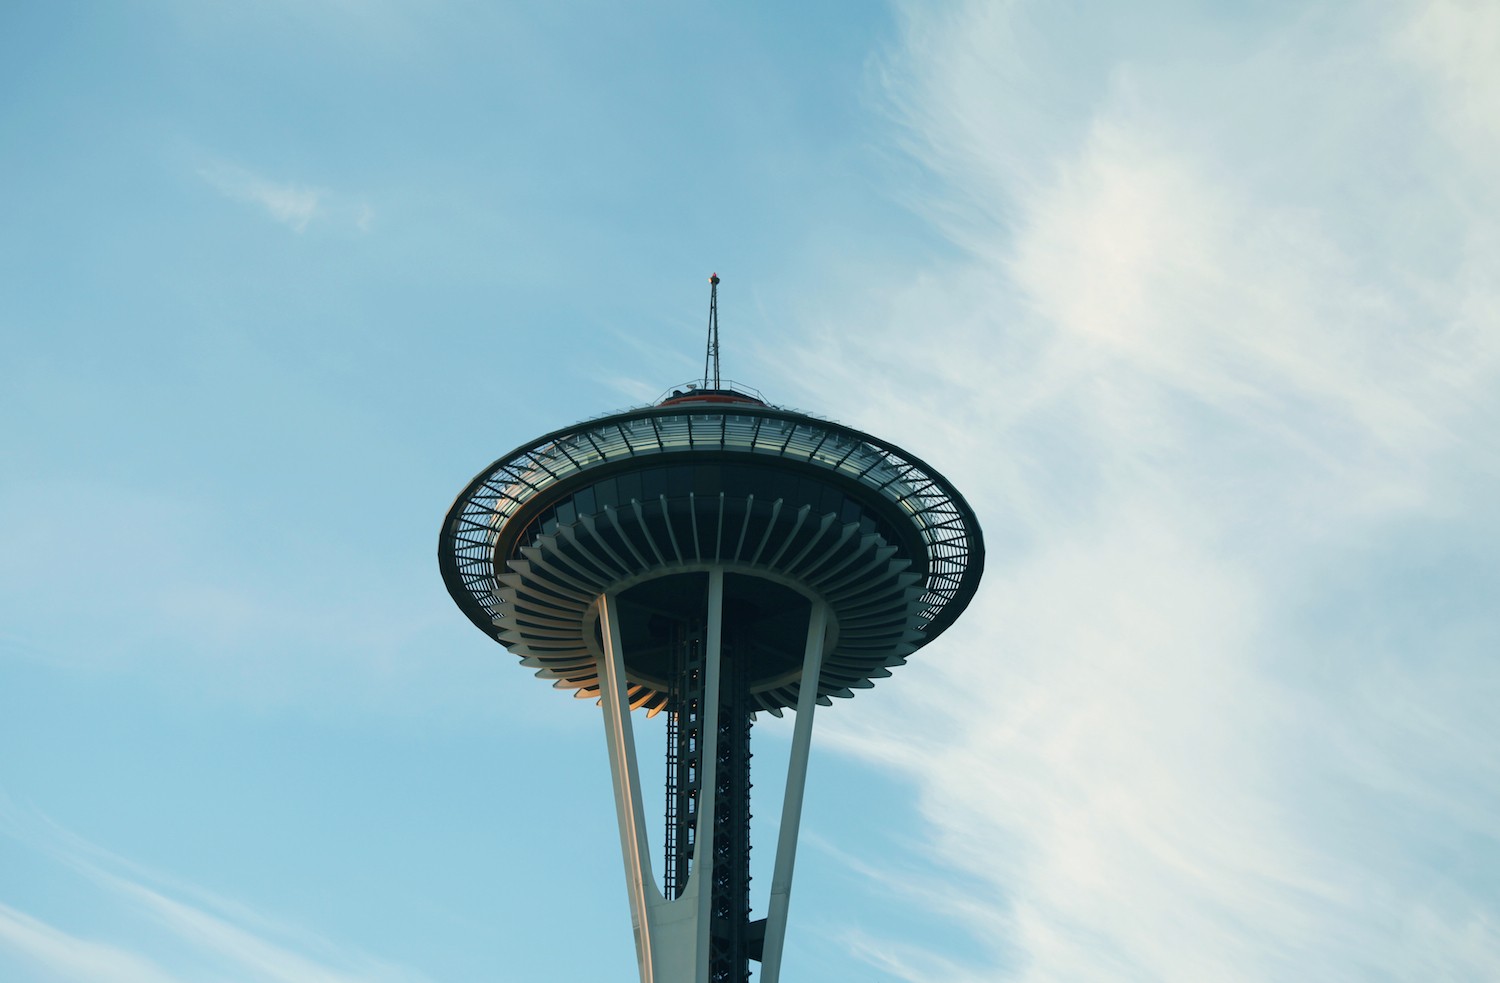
[704,273,721,390]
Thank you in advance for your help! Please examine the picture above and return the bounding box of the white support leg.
[599,590,661,982]
[758,600,829,983]
[598,570,728,983]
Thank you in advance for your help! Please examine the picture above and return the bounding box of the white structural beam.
[758,600,828,983]
[598,590,661,981]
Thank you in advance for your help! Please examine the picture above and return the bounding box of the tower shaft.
[707,652,753,981]
[598,569,828,983]
[664,627,758,980]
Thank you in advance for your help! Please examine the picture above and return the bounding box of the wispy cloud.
[0,903,186,983]
[0,801,432,983]
[777,1,1500,979]
[199,161,324,232]
[195,159,377,235]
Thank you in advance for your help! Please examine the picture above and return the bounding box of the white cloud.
[101,876,429,983]
[1397,0,1500,170]
[777,1,1500,979]
[0,904,186,983]
[199,161,324,232]
[0,804,432,983]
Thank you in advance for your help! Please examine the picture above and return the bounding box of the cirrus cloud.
[779,1,1500,979]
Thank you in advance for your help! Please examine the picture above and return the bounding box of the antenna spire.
[704,273,721,390]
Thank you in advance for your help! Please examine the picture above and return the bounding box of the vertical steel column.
[694,568,725,980]
[709,618,753,982]
[666,622,706,900]
[757,600,829,983]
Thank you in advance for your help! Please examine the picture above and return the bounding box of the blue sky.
[3,2,1498,980]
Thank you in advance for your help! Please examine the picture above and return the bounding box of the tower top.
[658,273,763,406]
[438,398,984,712]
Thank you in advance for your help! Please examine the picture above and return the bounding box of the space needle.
[438,275,984,982]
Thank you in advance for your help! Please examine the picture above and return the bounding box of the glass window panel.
[619,470,643,503]
[820,484,842,516]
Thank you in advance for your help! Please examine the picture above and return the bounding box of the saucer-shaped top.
[439,399,983,711]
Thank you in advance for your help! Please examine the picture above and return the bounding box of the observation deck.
[439,389,984,713]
